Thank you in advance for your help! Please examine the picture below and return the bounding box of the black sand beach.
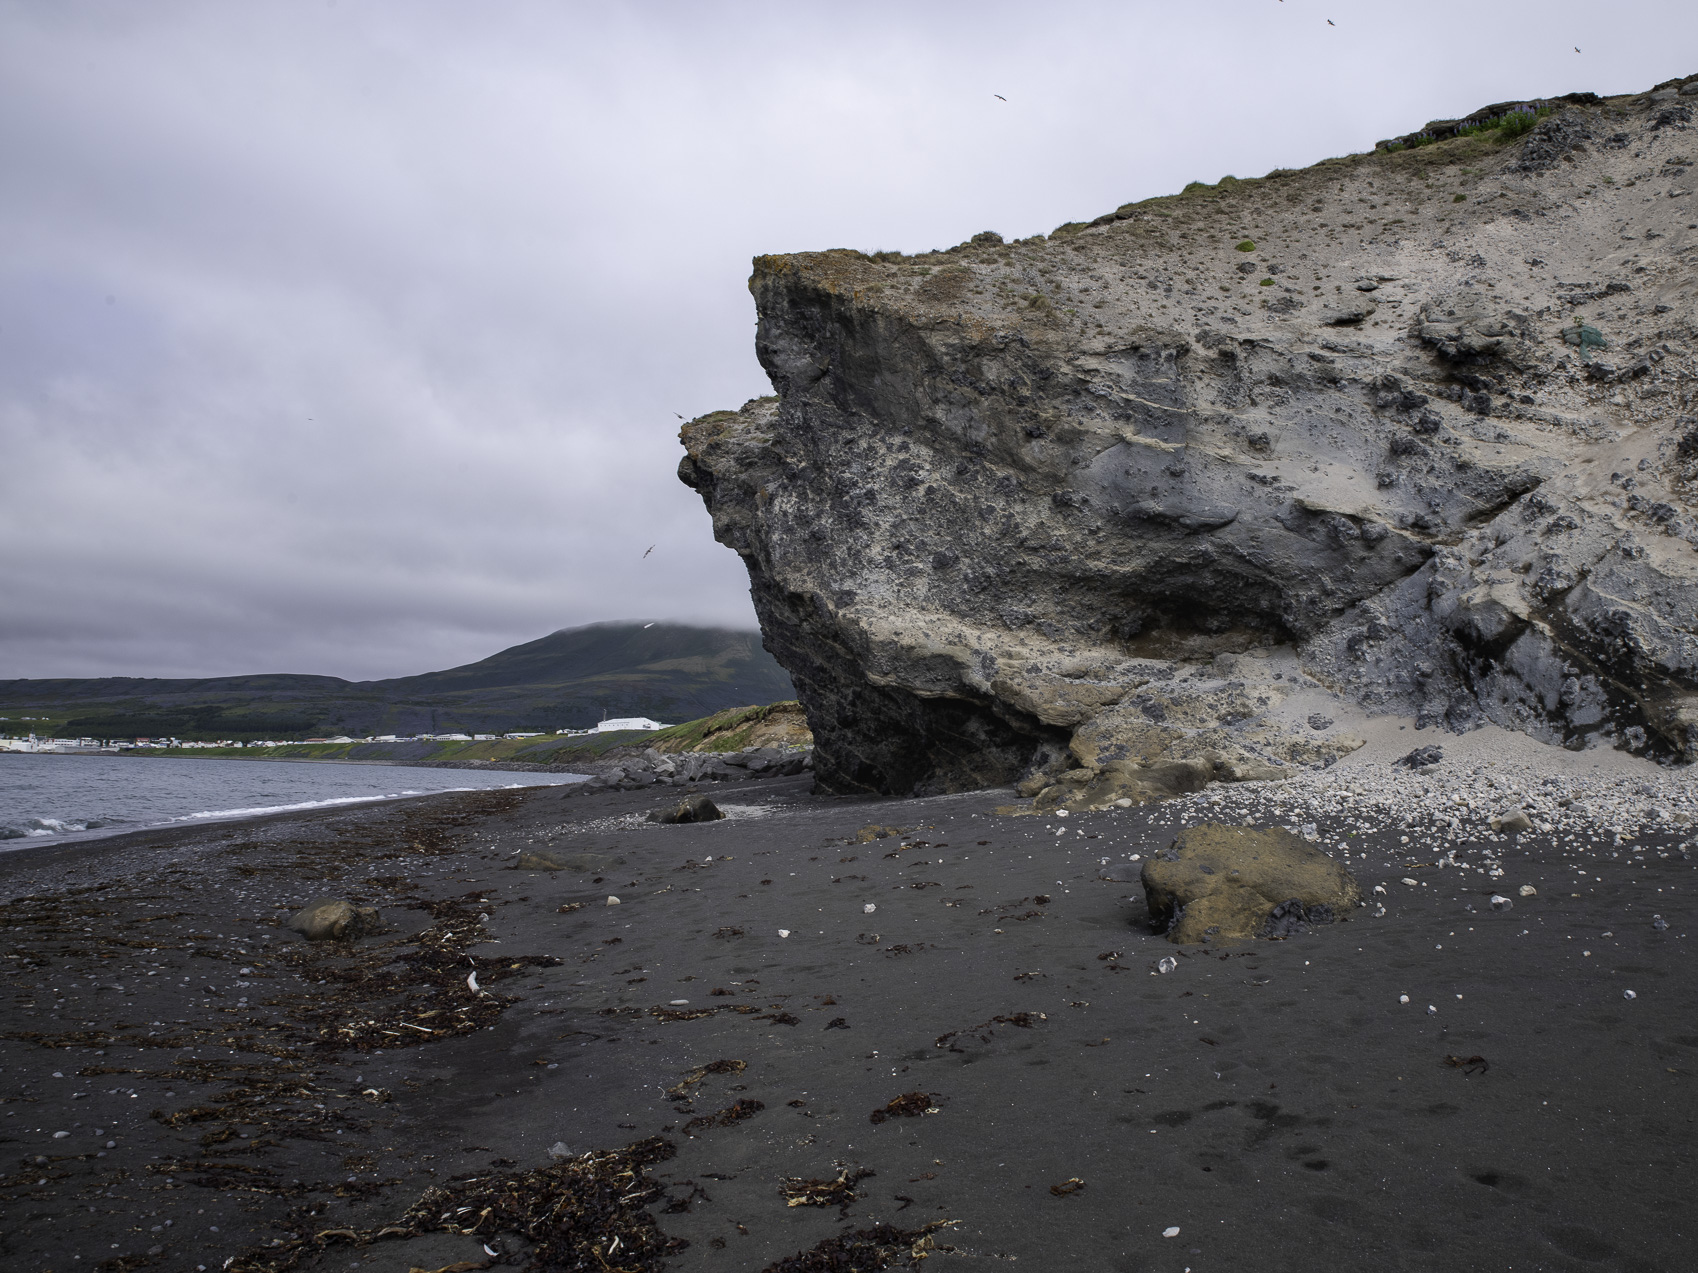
[2,773,1695,1273]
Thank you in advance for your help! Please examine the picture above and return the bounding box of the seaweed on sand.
[779,1164,874,1214]
[759,1221,956,1272]
[868,1092,939,1124]
[227,1138,686,1273]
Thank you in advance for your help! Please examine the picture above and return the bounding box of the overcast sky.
[1,1,1688,680]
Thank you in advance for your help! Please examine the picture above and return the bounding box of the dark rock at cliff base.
[681,83,1698,799]
[287,897,382,941]
[649,795,724,825]
[1140,824,1361,945]
[1398,746,1446,768]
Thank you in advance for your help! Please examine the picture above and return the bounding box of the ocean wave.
[170,791,450,822]
[1,816,123,839]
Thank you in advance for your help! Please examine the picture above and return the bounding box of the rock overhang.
[682,81,1698,799]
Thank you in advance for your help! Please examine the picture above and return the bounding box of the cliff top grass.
[753,80,1684,281]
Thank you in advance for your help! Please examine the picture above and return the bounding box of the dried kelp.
[759,1220,954,1272]
[227,1138,684,1273]
[779,1164,874,1213]
[681,1099,765,1135]
[933,1011,1046,1051]
[664,1058,746,1101]
[868,1092,939,1124]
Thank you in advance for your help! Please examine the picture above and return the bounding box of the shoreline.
[0,781,548,871]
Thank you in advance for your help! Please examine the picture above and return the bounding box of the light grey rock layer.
[681,80,1698,800]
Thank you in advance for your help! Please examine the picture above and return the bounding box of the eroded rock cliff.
[681,78,1698,802]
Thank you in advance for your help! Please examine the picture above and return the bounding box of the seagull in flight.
[673,412,684,419]
[993,94,1006,101]
[1327,18,1335,24]
[643,544,655,559]
[1575,46,1581,52]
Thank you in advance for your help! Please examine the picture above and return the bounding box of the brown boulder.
[1140,824,1361,945]
[287,897,382,942]
[516,850,618,872]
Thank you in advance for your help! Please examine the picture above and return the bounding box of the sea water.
[0,752,583,847]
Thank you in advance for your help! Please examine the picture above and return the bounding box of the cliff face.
[682,79,1698,802]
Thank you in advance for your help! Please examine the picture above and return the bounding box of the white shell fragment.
[1624,989,1638,1000]
[1490,894,1513,912]
[778,929,791,938]
[1157,956,1178,974]
[1162,1226,1181,1238]
[1399,994,1410,1004]
[466,971,481,993]
[863,903,877,914]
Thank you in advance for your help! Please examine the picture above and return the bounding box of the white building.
[597,717,667,732]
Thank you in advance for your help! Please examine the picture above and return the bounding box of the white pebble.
[863,903,876,914]
[1162,1226,1181,1238]
[1624,989,1637,1000]
[778,929,791,938]
[1426,1004,1437,1015]
[606,896,620,906]
[669,999,689,1006]
[1399,994,1409,1004]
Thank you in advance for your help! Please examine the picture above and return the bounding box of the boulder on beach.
[1491,807,1535,834]
[516,851,617,872]
[648,794,724,825]
[1141,824,1361,945]
[287,897,382,942]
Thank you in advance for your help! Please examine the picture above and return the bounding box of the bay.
[0,752,582,847]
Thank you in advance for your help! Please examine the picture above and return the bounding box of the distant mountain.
[0,622,795,741]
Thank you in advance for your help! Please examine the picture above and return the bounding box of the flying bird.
[1575,46,1581,52]
[1327,18,1335,24]
[643,544,655,559]
[994,94,1006,101]
[673,412,684,419]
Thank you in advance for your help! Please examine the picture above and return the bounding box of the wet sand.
[2,771,1694,1273]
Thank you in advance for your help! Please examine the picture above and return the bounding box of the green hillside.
[0,622,794,741]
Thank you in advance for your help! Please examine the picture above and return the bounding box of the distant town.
[0,717,667,754]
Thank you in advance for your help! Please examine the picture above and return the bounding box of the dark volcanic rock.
[648,794,725,824]
[681,84,1698,799]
